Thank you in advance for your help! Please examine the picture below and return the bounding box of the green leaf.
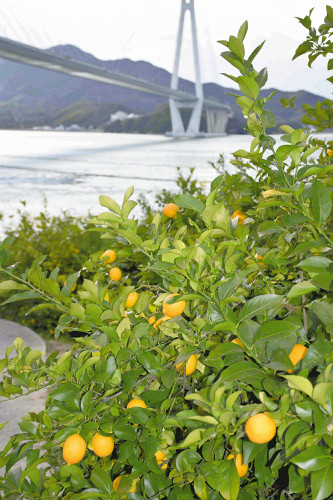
[311,464,333,500]
[137,352,162,377]
[218,275,242,300]
[312,301,333,326]
[113,422,137,441]
[0,281,29,293]
[219,460,239,500]
[122,200,137,219]
[297,257,332,274]
[311,179,332,223]
[283,375,313,397]
[220,361,264,385]
[237,76,260,100]
[99,195,121,215]
[173,194,205,213]
[25,350,42,366]
[248,41,265,63]
[312,382,332,406]
[90,466,112,495]
[261,110,276,128]
[289,464,305,494]
[201,463,223,492]
[228,36,244,60]
[69,303,86,321]
[256,68,268,89]
[238,294,283,323]
[1,291,41,305]
[287,281,318,299]
[290,445,331,471]
[243,441,265,465]
[221,51,245,72]
[237,21,248,41]
[311,273,333,291]
[181,428,204,447]
[236,96,254,114]
[50,383,80,402]
[302,341,333,369]
[326,5,333,24]
[211,175,224,191]
[194,475,208,500]
[257,221,284,236]
[123,185,134,204]
[254,319,300,343]
[267,348,294,371]
[276,145,301,162]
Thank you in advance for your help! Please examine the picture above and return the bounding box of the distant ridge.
[0,43,325,133]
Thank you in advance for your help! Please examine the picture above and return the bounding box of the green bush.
[0,6,333,500]
[0,207,101,337]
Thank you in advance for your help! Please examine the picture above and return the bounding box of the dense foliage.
[0,208,101,336]
[0,6,333,499]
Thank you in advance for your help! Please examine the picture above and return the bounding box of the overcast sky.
[0,0,331,98]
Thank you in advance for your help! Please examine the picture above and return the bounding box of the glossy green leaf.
[91,466,112,495]
[311,179,332,223]
[173,194,205,213]
[290,445,331,471]
[238,294,283,323]
[99,195,121,215]
[237,76,260,100]
[311,464,333,500]
[219,460,240,500]
[287,280,318,299]
[283,375,313,397]
[254,319,300,343]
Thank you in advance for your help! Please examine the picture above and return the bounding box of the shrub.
[0,6,333,499]
[0,207,102,337]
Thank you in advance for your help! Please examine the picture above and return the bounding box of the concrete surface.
[0,319,47,450]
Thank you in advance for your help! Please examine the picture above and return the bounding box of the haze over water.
[0,130,332,227]
[0,131,249,217]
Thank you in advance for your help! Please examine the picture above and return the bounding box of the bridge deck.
[0,36,227,110]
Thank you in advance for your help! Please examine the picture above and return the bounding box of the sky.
[0,0,331,98]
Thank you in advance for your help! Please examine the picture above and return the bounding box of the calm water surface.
[0,130,332,226]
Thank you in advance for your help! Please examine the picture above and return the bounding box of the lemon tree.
[0,5,333,499]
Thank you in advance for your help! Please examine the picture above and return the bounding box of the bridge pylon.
[168,0,204,138]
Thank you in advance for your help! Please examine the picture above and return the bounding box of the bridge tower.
[169,0,203,137]
[169,0,230,137]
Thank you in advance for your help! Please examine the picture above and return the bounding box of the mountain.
[0,43,326,133]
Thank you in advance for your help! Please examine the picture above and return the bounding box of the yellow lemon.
[109,267,122,281]
[155,450,168,470]
[91,433,114,458]
[148,316,156,325]
[63,434,86,465]
[232,209,246,225]
[287,344,308,373]
[162,294,185,317]
[231,338,245,348]
[227,453,248,477]
[126,291,138,308]
[176,354,197,376]
[127,398,147,409]
[163,203,179,218]
[153,315,171,330]
[101,249,116,264]
[245,413,276,444]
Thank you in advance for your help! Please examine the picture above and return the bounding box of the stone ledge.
[0,319,47,451]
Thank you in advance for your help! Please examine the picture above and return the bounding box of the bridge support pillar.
[168,0,204,137]
[206,108,229,135]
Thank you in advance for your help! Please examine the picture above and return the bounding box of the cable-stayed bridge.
[0,0,231,137]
